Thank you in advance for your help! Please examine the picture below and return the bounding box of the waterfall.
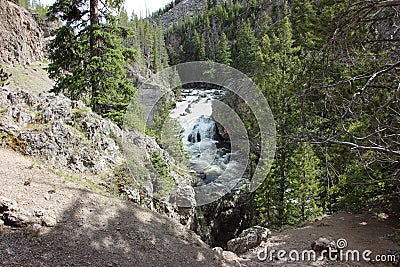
[170,89,230,184]
[186,116,217,144]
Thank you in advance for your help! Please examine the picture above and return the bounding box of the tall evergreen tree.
[232,19,258,75]
[47,0,136,125]
[216,32,232,65]
[192,29,206,61]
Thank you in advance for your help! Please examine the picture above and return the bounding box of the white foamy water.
[170,89,229,184]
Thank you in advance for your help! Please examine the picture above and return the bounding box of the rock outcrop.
[311,237,337,253]
[150,0,207,29]
[0,87,198,229]
[0,196,56,228]
[0,1,43,65]
[226,226,271,254]
[196,191,255,248]
[0,88,124,173]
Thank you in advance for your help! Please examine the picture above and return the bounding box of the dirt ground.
[4,63,54,95]
[240,210,400,266]
[0,148,223,266]
[0,147,399,266]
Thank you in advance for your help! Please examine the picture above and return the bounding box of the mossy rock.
[0,131,26,153]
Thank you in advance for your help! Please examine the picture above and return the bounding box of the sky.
[39,0,171,18]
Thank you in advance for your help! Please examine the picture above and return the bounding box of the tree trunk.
[90,0,100,111]
[90,0,99,44]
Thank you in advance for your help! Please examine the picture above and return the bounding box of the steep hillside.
[151,0,207,29]
[0,1,44,65]
[0,148,224,267]
[3,63,54,95]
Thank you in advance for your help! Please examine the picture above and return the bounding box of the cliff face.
[150,0,207,29]
[0,1,44,65]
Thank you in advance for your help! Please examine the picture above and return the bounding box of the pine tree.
[232,19,258,75]
[254,16,306,227]
[152,28,161,71]
[47,0,136,125]
[118,8,129,27]
[199,35,206,60]
[286,143,322,223]
[192,30,206,61]
[216,32,232,65]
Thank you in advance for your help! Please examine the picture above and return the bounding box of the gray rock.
[0,1,44,65]
[0,88,197,229]
[212,247,224,255]
[41,212,57,227]
[227,226,271,255]
[34,209,45,217]
[150,0,207,30]
[0,196,35,227]
[2,210,32,227]
[0,196,17,213]
[311,237,337,253]
[169,186,196,208]
[1,88,124,173]
[34,209,57,227]
[197,192,255,249]
[121,187,141,204]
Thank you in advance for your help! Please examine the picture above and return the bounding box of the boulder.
[0,196,35,227]
[35,209,57,227]
[227,226,271,255]
[311,237,337,253]
[0,196,17,213]
[2,210,31,227]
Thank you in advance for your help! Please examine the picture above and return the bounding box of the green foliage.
[47,0,136,126]
[256,143,322,228]
[16,0,31,9]
[232,19,258,75]
[164,0,400,227]
[150,151,175,198]
[127,17,169,73]
[164,1,249,64]
[216,32,231,65]
[150,151,170,180]
[32,2,48,19]
[146,94,174,139]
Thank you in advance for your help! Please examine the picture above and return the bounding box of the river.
[169,88,230,185]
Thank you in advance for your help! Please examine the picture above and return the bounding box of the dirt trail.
[240,211,400,266]
[0,148,223,266]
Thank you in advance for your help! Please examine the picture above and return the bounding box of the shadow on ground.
[0,188,222,266]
